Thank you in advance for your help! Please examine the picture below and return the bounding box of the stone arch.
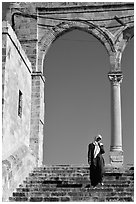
[109,25,134,71]
[117,25,134,59]
[38,21,115,73]
[42,29,111,165]
[115,25,134,49]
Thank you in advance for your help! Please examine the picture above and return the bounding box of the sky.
[2,2,134,166]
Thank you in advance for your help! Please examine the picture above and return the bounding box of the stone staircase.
[9,165,134,202]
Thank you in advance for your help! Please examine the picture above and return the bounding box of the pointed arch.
[37,21,115,73]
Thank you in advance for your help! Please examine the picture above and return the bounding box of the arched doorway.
[43,29,111,165]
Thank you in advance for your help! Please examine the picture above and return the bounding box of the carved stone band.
[108,72,123,85]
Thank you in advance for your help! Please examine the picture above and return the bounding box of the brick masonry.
[2,2,134,201]
[5,2,134,72]
[30,72,45,166]
[2,21,36,201]
[2,21,32,158]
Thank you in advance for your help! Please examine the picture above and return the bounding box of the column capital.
[108,71,123,85]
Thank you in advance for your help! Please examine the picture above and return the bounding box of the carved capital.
[108,72,123,85]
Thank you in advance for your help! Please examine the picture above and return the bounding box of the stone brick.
[60,197,71,201]
[11,196,28,201]
[17,187,30,192]
[51,192,67,197]
[13,192,25,197]
[29,197,43,202]
[44,197,59,202]
[118,197,133,202]
[2,48,6,55]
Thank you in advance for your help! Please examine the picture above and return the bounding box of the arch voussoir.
[38,21,115,73]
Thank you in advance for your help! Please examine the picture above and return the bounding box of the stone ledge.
[32,71,45,83]
[36,2,134,9]
[2,21,32,73]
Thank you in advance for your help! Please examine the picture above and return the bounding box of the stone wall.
[30,72,45,166]
[2,21,36,201]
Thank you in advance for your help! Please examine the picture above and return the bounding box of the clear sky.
[43,30,134,166]
[2,2,134,166]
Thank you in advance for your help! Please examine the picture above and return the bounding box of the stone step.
[101,196,133,202]
[16,182,133,193]
[26,170,134,177]
[9,193,134,202]
[29,171,134,176]
[25,176,134,183]
[22,180,133,187]
[25,181,133,187]
[18,186,132,196]
[33,165,133,172]
[21,176,133,189]
[9,196,133,202]
[29,169,134,174]
[14,186,134,199]
[29,171,134,180]
[15,187,133,194]
[9,165,134,202]
[9,196,93,202]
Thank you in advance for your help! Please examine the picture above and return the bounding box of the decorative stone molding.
[109,151,123,167]
[108,72,123,86]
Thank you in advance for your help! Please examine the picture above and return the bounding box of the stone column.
[108,71,123,166]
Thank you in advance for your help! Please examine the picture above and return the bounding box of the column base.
[109,150,123,167]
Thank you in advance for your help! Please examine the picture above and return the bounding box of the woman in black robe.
[88,134,105,187]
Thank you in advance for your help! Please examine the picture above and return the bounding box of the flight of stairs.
[9,165,134,202]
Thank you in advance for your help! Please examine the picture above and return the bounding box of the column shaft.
[111,82,122,151]
[108,72,123,166]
